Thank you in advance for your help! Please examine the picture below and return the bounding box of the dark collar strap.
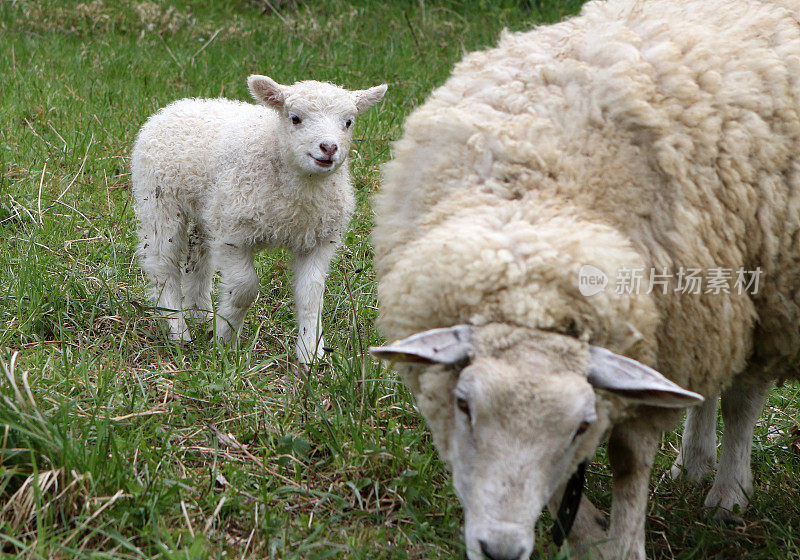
[551,460,588,547]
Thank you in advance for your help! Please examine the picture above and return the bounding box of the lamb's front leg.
[213,243,259,342]
[602,414,667,560]
[292,238,339,364]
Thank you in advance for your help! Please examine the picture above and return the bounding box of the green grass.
[0,0,798,558]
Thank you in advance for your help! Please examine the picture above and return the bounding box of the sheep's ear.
[353,84,388,113]
[588,346,704,408]
[248,75,286,108]
[369,325,473,365]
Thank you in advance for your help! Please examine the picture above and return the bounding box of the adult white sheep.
[370,0,800,558]
[131,76,386,363]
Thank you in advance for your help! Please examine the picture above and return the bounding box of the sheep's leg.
[138,211,190,342]
[292,238,339,364]
[670,395,718,481]
[213,243,258,342]
[182,224,213,325]
[704,379,770,523]
[602,415,666,560]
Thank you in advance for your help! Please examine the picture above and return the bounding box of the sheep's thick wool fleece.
[374,0,800,397]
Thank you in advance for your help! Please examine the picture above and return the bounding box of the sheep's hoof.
[670,456,715,483]
[711,508,745,528]
[704,483,750,527]
[705,496,747,527]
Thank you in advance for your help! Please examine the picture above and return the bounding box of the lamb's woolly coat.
[376,0,800,393]
[374,0,800,556]
[133,97,354,256]
[132,78,386,362]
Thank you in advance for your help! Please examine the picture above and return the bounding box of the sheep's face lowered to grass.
[371,324,701,560]
[248,75,386,175]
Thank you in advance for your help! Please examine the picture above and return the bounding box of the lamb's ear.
[588,346,704,408]
[248,75,286,108]
[353,84,388,113]
[369,325,473,365]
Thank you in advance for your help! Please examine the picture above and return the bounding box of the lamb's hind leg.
[138,204,190,341]
[182,223,213,327]
[213,243,259,342]
[704,379,770,523]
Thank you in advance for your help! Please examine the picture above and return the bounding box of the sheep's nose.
[479,539,525,560]
[319,142,338,157]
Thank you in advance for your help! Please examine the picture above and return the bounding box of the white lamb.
[371,0,800,558]
[131,76,386,363]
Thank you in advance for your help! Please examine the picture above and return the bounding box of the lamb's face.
[371,324,702,560]
[247,76,387,176]
[279,89,356,174]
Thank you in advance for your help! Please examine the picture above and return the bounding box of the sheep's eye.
[290,115,302,125]
[456,397,471,420]
[345,119,353,129]
[573,420,591,439]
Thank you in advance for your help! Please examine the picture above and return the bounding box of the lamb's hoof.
[291,362,311,377]
[193,327,213,342]
[214,330,237,346]
[168,330,193,344]
[187,310,212,325]
[296,347,330,366]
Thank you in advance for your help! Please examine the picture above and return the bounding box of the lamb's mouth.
[309,154,334,168]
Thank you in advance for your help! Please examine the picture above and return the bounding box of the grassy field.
[0,0,799,558]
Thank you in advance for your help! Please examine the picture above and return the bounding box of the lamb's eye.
[456,397,471,420]
[290,115,302,125]
[345,119,353,129]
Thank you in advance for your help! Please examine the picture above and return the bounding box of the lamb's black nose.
[319,142,338,156]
